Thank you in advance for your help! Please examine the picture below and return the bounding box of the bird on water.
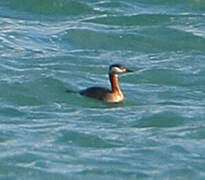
[80,64,133,103]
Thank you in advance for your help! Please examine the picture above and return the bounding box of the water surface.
[0,0,205,179]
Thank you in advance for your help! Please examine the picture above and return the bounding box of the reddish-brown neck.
[109,74,121,93]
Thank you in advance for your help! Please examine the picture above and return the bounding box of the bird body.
[80,64,132,103]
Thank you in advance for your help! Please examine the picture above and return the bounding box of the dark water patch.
[0,77,68,106]
[137,0,205,9]
[159,167,198,180]
[1,0,97,17]
[86,14,173,26]
[81,168,149,180]
[139,69,205,90]
[58,130,120,148]
[64,26,205,52]
[64,29,156,52]
[140,69,186,86]
[0,106,25,118]
[140,27,205,52]
[0,82,44,106]
[136,111,184,128]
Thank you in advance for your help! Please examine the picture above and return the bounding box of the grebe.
[80,64,133,103]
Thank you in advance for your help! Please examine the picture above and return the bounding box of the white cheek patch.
[112,67,124,73]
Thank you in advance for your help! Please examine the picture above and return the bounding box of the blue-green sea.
[0,0,205,179]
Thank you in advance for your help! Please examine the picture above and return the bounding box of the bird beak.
[126,69,133,73]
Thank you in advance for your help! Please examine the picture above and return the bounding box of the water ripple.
[1,0,205,179]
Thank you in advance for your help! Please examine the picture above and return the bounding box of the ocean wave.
[1,0,96,16]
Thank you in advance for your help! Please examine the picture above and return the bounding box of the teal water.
[0,0,205,179]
